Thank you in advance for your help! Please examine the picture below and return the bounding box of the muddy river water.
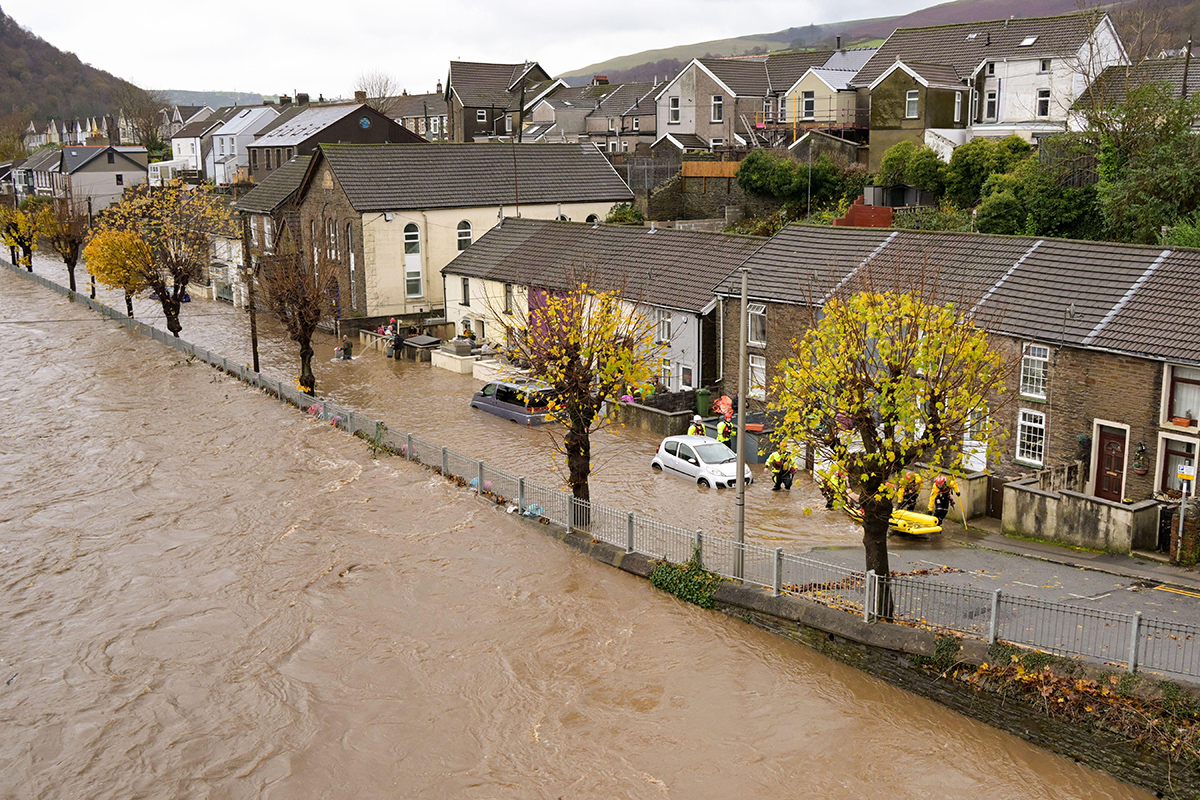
[0,264,1151,798]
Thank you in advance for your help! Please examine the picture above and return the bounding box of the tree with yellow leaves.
[82,229,150,318]
[1,198,47,271]
[90,179,233,337]
[38,198,90,293]
[501,276,662,509]
[768,275,1013,596]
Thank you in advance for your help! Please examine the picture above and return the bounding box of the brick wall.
[296,166,366,318]
[720,298,811,407]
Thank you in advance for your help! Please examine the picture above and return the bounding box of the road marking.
[1156,585,1200,598]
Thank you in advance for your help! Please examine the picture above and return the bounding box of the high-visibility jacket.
[717,419,733,443]
[688,422,706,436]
[928,477,960,511]
[766,451,792,474]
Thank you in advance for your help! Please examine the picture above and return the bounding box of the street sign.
[1179,464,1196,482]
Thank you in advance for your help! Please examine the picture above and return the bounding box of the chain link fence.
[8,259,1200,680]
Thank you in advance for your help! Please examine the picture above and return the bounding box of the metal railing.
[8,257,1200,680]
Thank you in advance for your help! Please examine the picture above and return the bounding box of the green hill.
[0,5,138,120]
[162,89,266,109]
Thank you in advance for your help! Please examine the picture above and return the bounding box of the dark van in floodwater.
[470,379,556,426]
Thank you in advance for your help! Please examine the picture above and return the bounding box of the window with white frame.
[476,109,487,123]
[711,95,723,122]
[1020,343,1050,398]
[431,117,440,134]
[632,117,640,131]
[749,354,766,399]
[905,90,919,119]
[669,97,680,123]
[660,357,672,387]
[748,303,766,346]
[985,91,998,120]
[763,98,773,119]
[505,114,512,133]
[1162,436,1197,491]
[657,309,671,343]
[681,364,694,389]
[1039,59,1052,73]
[779,95,787,119]
[1016,408,1046,465]
[608,117,615,131]
[1167,365,1200,425]
[986,62,995,76]
[457,220,472,251]
[1036,89,1051,118]
[802,91,815,119]
[954,92,962,122]
[403,223,422,298]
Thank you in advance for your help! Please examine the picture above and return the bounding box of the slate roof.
[60,145,147,173]
[718,224,1200,365]
[803,68,861,91]
[1076,58,1200,108]
[17,148,61,172]
[594,82,655,116]
[893,61,969,89]
[390,92,448,119]
[309,142,632,212]
[448,61,550,108]
[235,155,312,214]
[852,12,1103,87]
[252,104,370,147]
[822,47,878,73]
[699,57,772,96]
[654,133,708,150]
[172,118,219,140]
[442,217,766,313]
[764,50,837,92]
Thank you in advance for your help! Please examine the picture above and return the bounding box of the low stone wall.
[612,399,693,438]
[1002,478,1160,552]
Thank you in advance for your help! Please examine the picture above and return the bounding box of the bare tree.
[354,70,400,117]
[257,233,342,395]
[38,197,90,292]
[113,84,170,149]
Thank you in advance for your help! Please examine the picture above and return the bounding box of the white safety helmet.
[693,414,702,422]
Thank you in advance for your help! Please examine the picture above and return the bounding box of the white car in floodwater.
[651,435,753,489]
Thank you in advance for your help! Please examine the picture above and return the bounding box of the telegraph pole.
[734,266,750,579]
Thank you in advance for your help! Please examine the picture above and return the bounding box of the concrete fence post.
[773,548,783,597]
[477,461,485,496]
[989,589,1002,644]
[626,512,635,554]
[865,570,876,622]
[518,477,526,511]
[1127,612,1143,674]
[441,446,448,476]
[406,433,414,461]
[694,529,703,568]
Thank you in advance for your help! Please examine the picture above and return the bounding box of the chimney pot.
[437,79,443,94]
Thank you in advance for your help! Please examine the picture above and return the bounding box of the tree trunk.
[65,257,77,293]
[8,246,16,265]
[298,339,316,396]
[565,421,591,528]
[860,493,894,619]
[21,245,32,271]
[124,290,134,318]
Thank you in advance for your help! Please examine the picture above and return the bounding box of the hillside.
[560,0,1166,85]
[163,89,266,109]
[0,5,138,120]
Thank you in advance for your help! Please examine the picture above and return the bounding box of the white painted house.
[209,106,279,185]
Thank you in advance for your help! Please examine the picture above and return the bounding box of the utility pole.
[734,267,750,579]
[1183,36,1194,100]
[240,212,261,373]
[87,196,96,299]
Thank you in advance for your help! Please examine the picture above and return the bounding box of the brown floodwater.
[0,262,1153,799]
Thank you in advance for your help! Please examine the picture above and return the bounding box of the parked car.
[650,435,753,489]
[470,379,556,426]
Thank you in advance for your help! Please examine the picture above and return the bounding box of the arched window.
[457,220,472,251]
[404,223,422,298]
[586,214,599,223]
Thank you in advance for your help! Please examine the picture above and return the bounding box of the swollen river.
[0,267,1151,798]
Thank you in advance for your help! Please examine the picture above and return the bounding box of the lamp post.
[734,266,750,579]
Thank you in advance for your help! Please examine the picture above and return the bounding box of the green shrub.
[650,548,723,608]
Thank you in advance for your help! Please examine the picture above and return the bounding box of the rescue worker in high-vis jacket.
[716,413,734,447]
[688,415,706,437]
[898,471,923,511]
[928,475,960,524]
[765,448,794,491]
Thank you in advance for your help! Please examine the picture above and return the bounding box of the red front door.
[1095,426,1127,502]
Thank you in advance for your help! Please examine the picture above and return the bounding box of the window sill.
[711,119,724,124]
[1014,457,1044,469]
[1162,420,1199,431]
[748,340,766,349]
[1018,394,1048,404]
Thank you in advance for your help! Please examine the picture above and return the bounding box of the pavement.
[807,513,1200,623]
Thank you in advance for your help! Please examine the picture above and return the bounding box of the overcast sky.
[6,0,930,98]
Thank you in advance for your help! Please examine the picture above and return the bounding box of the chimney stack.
[297,92,311,106]
[279,94,293,107]
[355,90,367,103]
[593,74,609,85]
[436,79,443,94]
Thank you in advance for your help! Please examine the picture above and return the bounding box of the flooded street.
[0,263,1152,798]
